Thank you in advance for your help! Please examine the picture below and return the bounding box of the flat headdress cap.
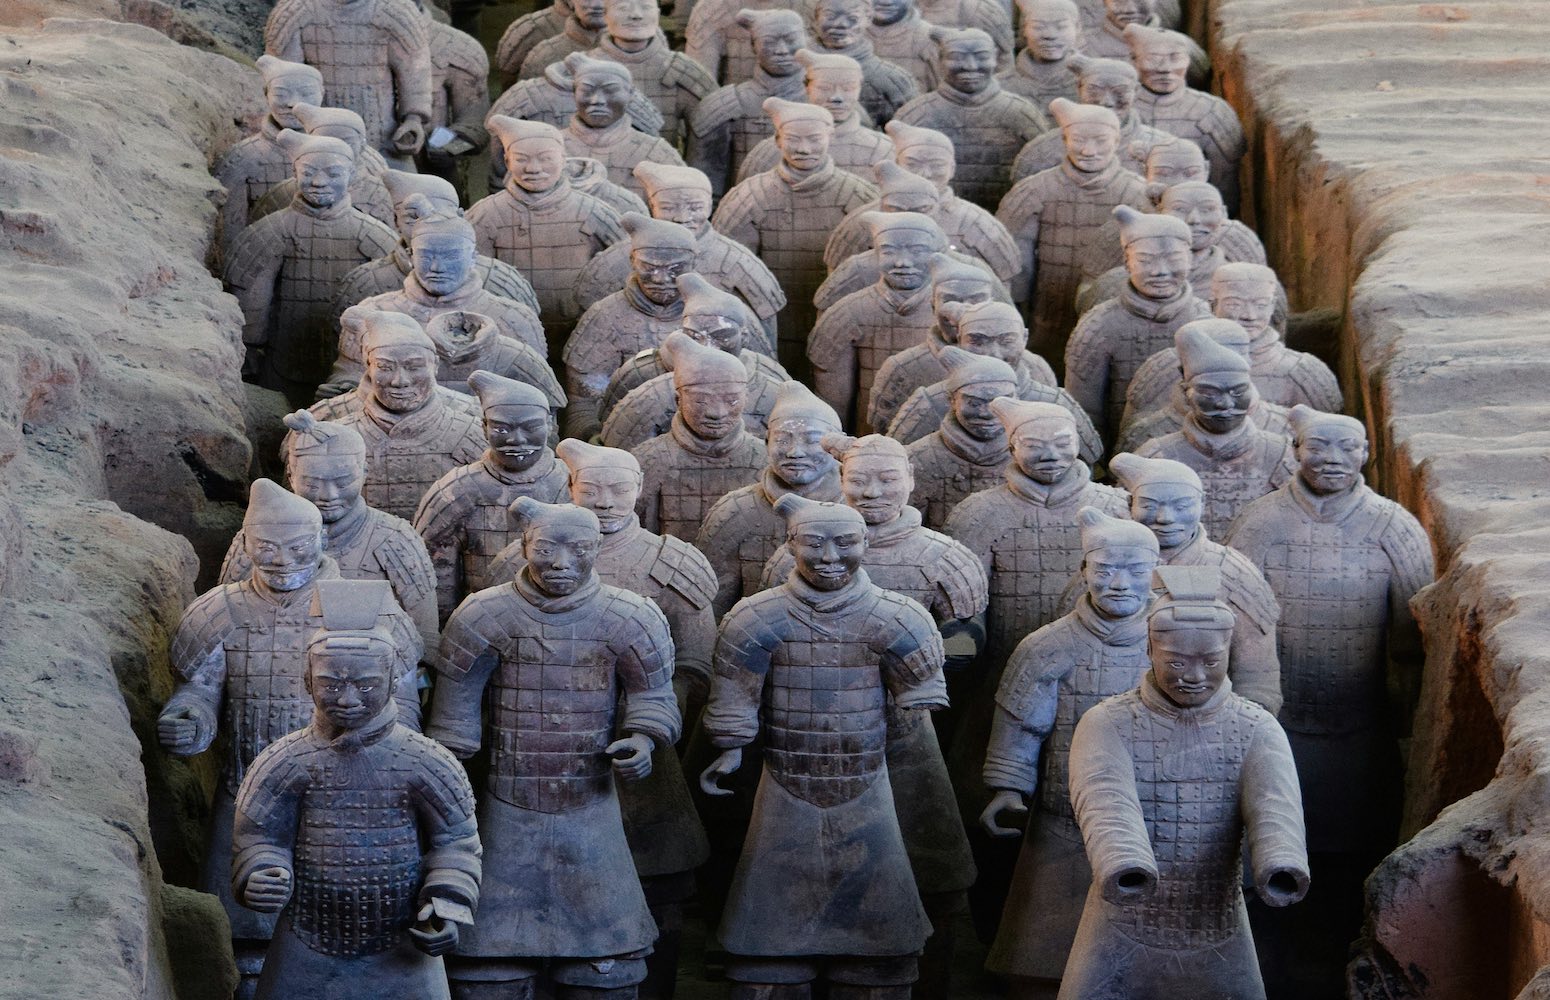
[884,119,953,154]
[1124,22,1193,55]
[557,437,642,478]
[256,55,323,88]
[775,491,867,531]
[764,96,835,129]
[1108,452,1202,494]
[621,211,699,253]
[283,409,367,461]
[468,369,550,410]
[929,25,995,51]
[940,345,1017,394]
[246,477,322,531]
[864,210,946,244]
[768,379,842,430]
[274,128,353,164]
[737,7,806,36]
[383,168,460,208]
[1070,54,1138,85]
[633,160,713,197]
[875,159,939,201]
[1079,505,1159,555]
[564,51,634,86]
[291,102,366,139]
[488,115,565,147]
[1049,97,1120,132]
[307,579,397,653]
[1149,564,1234,631]
[990,396,1075,435]
[928,254,995,286]
[361,311,436,355]
[510,497,602,535]
[408,199,477,243]
[1114,204,1191,246]
[821,432,910,463]
[956,300,1025,339]
[1176,324,1251,380]
[660,330,748,386]
[1212,261,1279,290]
[795,48,864,79]
[1288,404,1365,441]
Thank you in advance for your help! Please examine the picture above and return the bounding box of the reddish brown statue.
[978,506,1158,994]
[866,0,941,92]
[1009,56,1171,183]
[558,53,687,199]
[307,311,486,520]
[904,348,1018,528]
[518,0,607,79]
[696,380,845,616]
[159,480,421,996]
[247,103,396,232]
[807,0,919,125]
[1135,325,1295,539]
[687,8,808,197]
[891,27,1050,210]
[631,332,769,540]
[586,0,717,147]
[413,372,568,623]
[998,0,1081,108]
[231,579,481,1000]
[699,492,947,1000]
[264,0,432,162]
[735,49,894,183]
[1060,565,1308,1000]
[226,130,399,404]
[425,498,680,1000]
[809,211,948,431]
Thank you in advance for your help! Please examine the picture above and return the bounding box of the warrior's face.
[1023,6,1077,61]
[1078,71,1135,118]
[307,649,396,730]
[679,382,748,440]
[1149,627,1231,708]
[876,230,938,292]
[290,456,365,524]
[649,188,712,233]
[776,120,834,171]
[958,321,1024,368]
[897,145,955,191]
[1134,40,1189,95]
[791,519,866,590]
[1062,122,1119,174]
[366,345,438,413]
[246,523,324,592]
[576,75,632,128]
[1104,0,1152,29]
[814,0,870,49]
[295,155,352,210]
[841,453,913,525]
[941,41,996,96]
[574,0,609,30]
[1130,483,1202,552]
[484,404,552,472]
[1083,543,1158,618]
[524,524,600,595]
[267,77,323,130]
[878,188,938,215]
[571,468,642,534]
[683,313,744,353]
[932,279,994,339]
[952,383,1016,441]
[807,71,863,125]
[1212,281,1277,338]
[754,26,805,76]
[1296,424,1368,496]
[411,232,476,296]
[768,418,837,486]
[1009,417,1078,483]
[506,138,566,193]
[872,0,911,23]
[605,0,658,42]
[1185,371,1255,435]
[1162,187,1226,252]
[631,248,696,305]
[1146,146,1207,186]
[1124,235,1190,300]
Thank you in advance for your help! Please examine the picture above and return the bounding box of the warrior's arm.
[614,600,682,748]
[1068,706,1157,904]
[1241,717,1310,908]
[412,746,484,911]
[230,743,306,906]
[701,612,773,749]
[423,602,502,756]
[982,650,1059,795]
[1227,611,1283,715]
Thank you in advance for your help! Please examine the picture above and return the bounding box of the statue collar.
[513,563,602,613]
[1138,668,1233,720]
[1181,413,1257,461]
[819,36,876,62]
[502,177,573,211]
[935,77,1003,108]
[245,555,341,607]
[1161,524,1208,563]
[937,410,1010,467]
[623,275,687,320]
[290,195,355,221]
[404,271,482,308]
[569,112,635,148]
[1004,461,1089,507]
[669,410,749,458]
[324,499,372,551]
[753,65,806,98]
[561,16,601,45]
[758,465,843,508]
[1120,278,1198,324]
[1288,473,1369,523]
[1072,593,1149,647]
[876,279,933,314]
[866,504,924,548]
[785,567,874,613]
[1059,157,1123,191]
[597,31,668,62]
[482,448,560,485]
[599,515,647,554]
[312,700,400,750]
[775,156,838,191]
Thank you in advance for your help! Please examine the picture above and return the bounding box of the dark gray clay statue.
[903,347,1018,529]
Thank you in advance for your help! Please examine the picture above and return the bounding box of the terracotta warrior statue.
[486,440,716,1000]
[563,155,652,216]
[713,97,878,373]
[518,0,607,80]
[425,497,680,1000]
[891,27,1050,210]
[574,161,786,346]
[862,255,988,427]
[685,0,795,85]
[413,372,568,622]
[159,480,421,995]
[1009,55,1171,183]
[225,130,398,403]
[807,0,919,125]
[996,99,1149,364]
[563,212,699,439]
[699,492,947,1000]
[586,0,717,147]
[1060,565,1309,1000]
[734,49,894,184]
[866,0,941,93]
[231,579,481,1000]
[559,53,687,199]
[904,348,1019,529]
[217,56,324,262]
[1133,325,1295,538]
[978,506,1158,996]
[489,60,664,159]
[496,0,572,86]
[248,102,396,229]
[417,5,490,184]
[631,332,769,540]
[809,211,948,431]
[916,0,1013,62]
[264,0,432,163]
[697,380,845,616]
[687,8,809,197]
[998,0,1080,109]
[468,116,627,345]
[1204,262,1340,411]
[307,311,486,520]
[1064,205,1211,442]
[1085,0,1207,89]
[1126,23,1245,214]
[222,411,440,657]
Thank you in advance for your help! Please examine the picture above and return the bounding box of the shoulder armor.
[664,52,718,96]
[690,84,743,134]
[170,585,244,678]
[649,535,720,610]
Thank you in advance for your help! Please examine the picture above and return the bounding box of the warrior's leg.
[551,953,648,1000]
[914,890,966,1000]
[232,941,267,1000]
[447,957,541,1000]
[639,872,694,1000]
[724,954,817,1000]
[826,953,919,1000]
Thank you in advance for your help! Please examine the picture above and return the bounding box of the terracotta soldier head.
[383,170,461,238]
[678,272,762,352]
[821,432,914,525]
[244,478,325,593]
[1114,204,1191,300]
[1287,405,1367,496]
[1123,23,1192,97]
[1157,181,1227,254]
[767,380,844,487]
[291,102,371,162]
[1176,321,1257,434]
[304,579,402,730]
[633,161,716,235]
[929,255,999,339]
[574,0,610,30]
[866,211,948,291]
[1050,97,1121,175]
[621,212,699,306]
[941,346,1019,442]
[874,159,942,215]
[361,310,439,414]
[404,198,479,297]
[660,330,750,441]
[1109,451,1203,552]
[275,130,354,210]
[603,0,660,49]
[469,370,553,473]
[794,49,866,126]
[871,0,914,27]
[884,120,957,192]
[255,55,324,131]
[1067,55,1140,121]
[282,410,369,524]
[739,8,808,77]
[509,497,603,595]
[555,437,644,534]
[764,96,837,172]
[812,0,874,51]
[1077,505,1160,618]
[489,116,568,194]
[1105,0,1157,33]
[1211,263,1279,341]
[931,26,998,97]
[773,492,869,590]
[991,397,1081,483]
[1146,564,1235,707]
[951,300,1029,367]
[563,52,637,130]
[1018,0,1080,64]
[1144,135,1208,187]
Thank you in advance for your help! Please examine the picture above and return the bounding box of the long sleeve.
[702,601,776,748]
[223,225,284,349]
[410,478,469,625]
[1068,704,1158,905]
[1228,616,1283,715]
[230,736,309,904]
[807,313,860,428]
[994,184,1040,306]
[412,740,484,911]
[164,591,237,754]
[389,13,435,125]
[612,596,681,747]
[446,57,491,150]
[878,596,949,711]
[685,115,734,199]
[684,2,726,83]
[1240,715,1310,907]
[656,588,717,702]
[710,184,763,255]
[1062,310,1111,431]
[695,493,751,618]
[424,596,505,755]
[380,603,426,732]
[985,628,1067,793]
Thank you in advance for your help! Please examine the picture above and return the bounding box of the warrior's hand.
[607,733,655,782]
[157,704,213,757]
[391,115,427,154]
[979,789,1029,838]
[243,867,293,913]
[699,747,742,797]
[312,377,358,400]
[409,903,460,956]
